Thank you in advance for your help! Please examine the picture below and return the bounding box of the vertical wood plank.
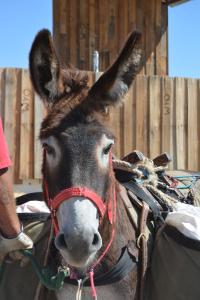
[187,78,198,171]
[123,84,135,156]
[89,0,96,70]
[145,0,155,75]
[136,0,145,75]
[79,0,89,69]
[118,0,128,50]
[107,0,118,65]
[59,0,68,64]
[19,69,34,180]
[106,105,121,158]
[99,0,108,70]
[128,0,136,31]
[69,0,78,66]
[161,76,174,170]
[60,0,67,34]
[65,0,71,63]
[156,1,168,75]
[175,77,187,169]
[135,75,149,156]
[149,76,161,159]
[53,0,61,57]
[4,69,21,182]
[34,94,44,180]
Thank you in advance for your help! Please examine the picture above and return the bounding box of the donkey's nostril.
[92,233,99,246]
[55,233,67,249]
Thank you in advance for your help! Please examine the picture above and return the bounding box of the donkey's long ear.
[88,31,142,111]
[29,29,65,104]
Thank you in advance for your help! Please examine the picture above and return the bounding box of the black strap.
[123,181,164,223]
[18,212,50,222]
[65,246,137,286]
[164,225,200,251]
[16,192,44,205]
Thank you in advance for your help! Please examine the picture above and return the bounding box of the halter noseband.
[45,186,107,235]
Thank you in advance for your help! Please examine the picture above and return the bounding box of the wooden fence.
[0,68,199,183]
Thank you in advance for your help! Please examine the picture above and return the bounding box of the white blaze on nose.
[96,134,114,170]
[57,197,99,232]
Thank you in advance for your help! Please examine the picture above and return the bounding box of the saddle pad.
[145,224,200,300]
[166,202,200,241]
[17,200,50,213]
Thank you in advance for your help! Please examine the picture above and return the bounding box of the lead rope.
[89,270,97,300]
[76,279,83,300]
[33,221,54,300]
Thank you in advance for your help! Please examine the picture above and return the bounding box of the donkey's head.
[29,29,142,272]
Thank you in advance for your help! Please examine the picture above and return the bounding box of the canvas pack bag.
[145,203,200,300]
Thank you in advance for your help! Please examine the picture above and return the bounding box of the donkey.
[28,29,143,300]
[1,29,200,300]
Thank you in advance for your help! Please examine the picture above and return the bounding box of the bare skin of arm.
[0,167,21,237]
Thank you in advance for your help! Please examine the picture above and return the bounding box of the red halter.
[46,186,108,235]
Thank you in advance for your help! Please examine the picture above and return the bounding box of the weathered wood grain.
[53,0,168,74]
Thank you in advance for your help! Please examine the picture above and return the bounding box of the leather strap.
[138,201,149,300]
[123,181,163,224]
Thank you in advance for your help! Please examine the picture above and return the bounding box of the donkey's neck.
[97,182,136,273]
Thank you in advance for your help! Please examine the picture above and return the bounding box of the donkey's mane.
[61,68,89,95]
[40,69,90,138]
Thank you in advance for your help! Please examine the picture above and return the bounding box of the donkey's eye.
[43,143,55,155]
[103,144,113,155]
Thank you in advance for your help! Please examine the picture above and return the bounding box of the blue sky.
[168,0,200,78]
[0,1,52,68]
[0,0,199,79]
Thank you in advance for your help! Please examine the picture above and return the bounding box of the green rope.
[0,249,70,291]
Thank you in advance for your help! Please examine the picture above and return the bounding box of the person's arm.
[0,118,33,264]
[0,167,21,237]
[0,167,33,264]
